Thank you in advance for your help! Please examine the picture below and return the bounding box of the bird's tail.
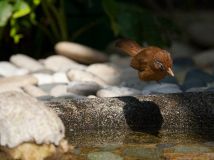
[115,39,142,56]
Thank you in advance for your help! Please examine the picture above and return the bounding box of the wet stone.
[87,151,123,160]
[123,145,162,160]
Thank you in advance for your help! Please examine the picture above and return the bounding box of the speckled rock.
[0,61,28,77]
[142,83,182,95]
[45,92,214,132]
[0,91,65,148]
[86,63,121,85]
[67,69,107,86]
[67,81,101,96]
[44,55,86,72]
[97,86,141,97]
[55,42,108,64]
[10,54,44,71]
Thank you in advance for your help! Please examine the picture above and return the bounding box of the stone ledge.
[44,92,214,133]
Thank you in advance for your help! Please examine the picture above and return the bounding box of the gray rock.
[88,151,123,160]
[44,55,86,72]
[142,83,182,95]
[0,91,65,148]
[22,85,49,97]
[185,87,207,92]
[182,68,214,90]
[168,145,212,153]
[67,81,101,96]
[86,63,121,85]
[193,49,214,67]
[67,69,107,86]
[55,42,108,64]
[50,84,68,97]
[0,61,28,77]
[97,86,141,97]
[10,54,44,71]
[39,83,67,93]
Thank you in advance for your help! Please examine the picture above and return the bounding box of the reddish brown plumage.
[116,39,174,81]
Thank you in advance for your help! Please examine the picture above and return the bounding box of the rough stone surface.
[86,63,121,85]
[0,91,65,148]
[55,42,108,64]
[44,55,86,72]
[87,151,123,160]
[10,54,44,71]
[45,92,214,132]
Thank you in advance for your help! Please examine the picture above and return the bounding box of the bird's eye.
[154,60,165,71]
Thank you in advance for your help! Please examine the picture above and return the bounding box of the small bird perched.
[116,39,174,82]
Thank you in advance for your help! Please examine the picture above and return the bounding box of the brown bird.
[116,39,174,82]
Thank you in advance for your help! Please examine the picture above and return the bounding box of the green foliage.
[0,0,40,43]
[102,0,176,47]
[0,0,179,58]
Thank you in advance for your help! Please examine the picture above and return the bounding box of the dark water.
[66,129,214,160]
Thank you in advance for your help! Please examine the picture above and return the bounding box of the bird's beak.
[167,68,174,77]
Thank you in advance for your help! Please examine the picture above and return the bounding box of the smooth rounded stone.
[193,49,214,67]
[37,95,55,101]
[33,73,53,85]
[0,75,38,90]
[96,86,141,97]
[22,85,49,97]
[67,81,101,96]
[173,57,195,68]
[44,55,86,72]
[188,22,214,47]
[87,151,123,160]
[39,83,67,93]
[86,63,122,85]
[52,72,69,83]
[55,42,108,64]
[0,61,29,77]
[182,68,214,90]
[50,84,68,97]
[169,41,198,58]
[10,54,44,71]
[142,83,182,95]
[0,91,65,148]
[160,76,178,84]
[123,145,161,159]
[67,69,107,87]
